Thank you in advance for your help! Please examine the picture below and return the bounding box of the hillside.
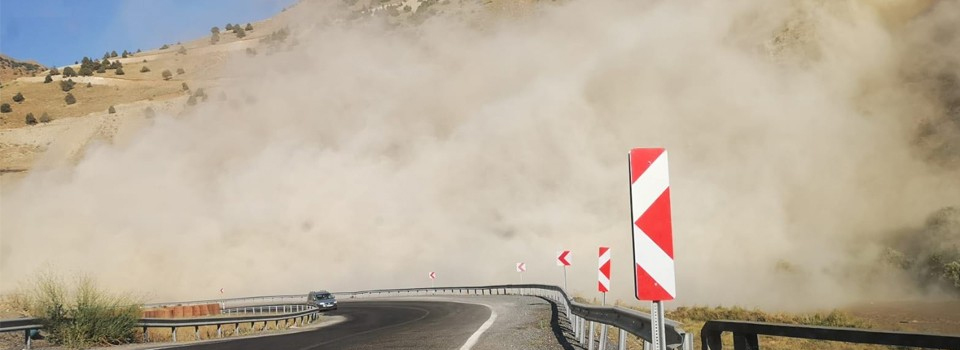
[0,54,46,83]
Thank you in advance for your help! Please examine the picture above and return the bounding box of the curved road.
[173,300,492,350]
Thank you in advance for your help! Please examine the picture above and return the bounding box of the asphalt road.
[171,300,492,350]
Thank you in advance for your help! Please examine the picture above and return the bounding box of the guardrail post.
[681,333,693,350]
[579,318,586,344]
[733,332,759,350]
[24,329,31,350]
[194,326,200,340]
[171,327,177,342]
[143,326,149,342]
[599,323,608,350]
[589,321,596,350]
[217,324,222,338]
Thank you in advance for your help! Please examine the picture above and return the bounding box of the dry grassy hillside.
[0,54,45,83]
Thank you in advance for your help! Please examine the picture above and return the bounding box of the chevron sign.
[556,250,571,266]
[629,148,676,301]
[429,271,436,280]
[598,247,611,293]
[516,262,526,272]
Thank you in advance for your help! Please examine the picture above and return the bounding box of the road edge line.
[459,304,497,350]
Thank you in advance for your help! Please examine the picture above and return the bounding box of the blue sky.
[1,0,298,67]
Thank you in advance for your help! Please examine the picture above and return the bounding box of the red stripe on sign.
[629,148,665,183]
[599,282,608,293]
[635,188,674,258]
[635,264,673,300]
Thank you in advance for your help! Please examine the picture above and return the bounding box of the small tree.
[225,23,234,31]
[187,95,197,106]
[121,50,129,58]
[246,47,257,56]
[162,70,173,80]
[13,92,24,103]
[176,68,185,75]
[115,67,125,75]
[103,52,111,60]
[137,48,142,53]
[78,66,93,76]
[44,74,53,83]
[111,50,118,57]
[60,79,75,92]
[108,106,116,114]
[181,82,189,91]
[96,65,106,74]
[160,44,170,50]
[211,26,220,34]
[210,32,220,44]
[63,66,77,77]
[235,27,246,38]
[86,82,92,88]
[49,67,60,75]
[144,107,156,118]
[65,93,76,105]
[245,23,253,31]
[25,113,37,125]
[140,66,150,73]
[177,46,187,55]
[0,103,11,113]
[39,112,52,123]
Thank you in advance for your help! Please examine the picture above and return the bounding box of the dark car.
[308,290,338,311]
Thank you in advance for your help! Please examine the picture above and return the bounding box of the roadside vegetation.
[7,272,141,348]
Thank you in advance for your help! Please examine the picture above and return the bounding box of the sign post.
[429,271,436,289]
[556,250,571,291]
[516,262,526,283]
[629,148,676,350]
[598,246,611,350]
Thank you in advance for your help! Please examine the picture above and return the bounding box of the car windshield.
[315,293,332,300]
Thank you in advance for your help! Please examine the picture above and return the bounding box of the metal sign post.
[652,300,666,350]
[557,250,571,291]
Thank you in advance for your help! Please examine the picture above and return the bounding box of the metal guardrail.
[701,320,960,350]
[332,283,691,350]
[0,303,321,349]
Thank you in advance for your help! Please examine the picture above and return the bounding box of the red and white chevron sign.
[429,271,436,280]
[598,247,611,293]
[516,262,526,272]
[556,250,571,266]
[629,148,676,301]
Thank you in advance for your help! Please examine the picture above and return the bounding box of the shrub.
[181,82,189,91]
[136,48,141,53]
[0,103,11,113]
[245,23,253,31]
[86,82,92,88]
[115,67,125,75]
[49,67,61,75]
[160,44,170,50]
[96,65,106,74]
[225,23,234,31]
[177,46,187,55]
[110,61,122,69]
[210,32,220,44]
[65,93,76,105]
[60,79,76,92]
[44,74,53,83]
[63,66,77,77]
[13,92,24,103]
[140,66,150,73]
[78,66,93,76]
[235,27,246,38]
[39,112,52,123]
[144,107,156,118]
[176,68,185,75]
[187,95,197,106]
[103,52,110,60]
[108,106,116,114]
[111,50,118,57]
[211,26,220,34]
[25,113,37,124]
[162,70,173,80]
[13,273,140,348]
[245,47,257,56]
[121,50,129,58]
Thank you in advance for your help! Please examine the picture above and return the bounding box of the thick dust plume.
[2,0,960,309]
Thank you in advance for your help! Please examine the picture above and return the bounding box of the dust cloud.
[2,0,960,310]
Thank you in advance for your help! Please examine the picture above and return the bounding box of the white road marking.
[459,304,498,350]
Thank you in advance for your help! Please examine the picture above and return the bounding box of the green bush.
[39,112,52,123]
[111,50,118,58]
[108,106,116,114]
[144,107,156,118]
[211,32,220,44]
[235,27,246,38]
[177,46,187,55]
[140,66,150,73]
[0,103,11,113]
[187,95,197,106]
[115,67,125,75]
[13,92,25,102]
[49,67,61,75]
[65,93,76,105]
[225,23,234,31]
[181,82,189,91]
[211,26,220,34]
[63,66,77,77]
[25,113,37,124]
[245,23,253,31]
[160,44,170,50]
[162,70,173,80]
[96,65,106,74]
[121,50,129,58]
[60,79,76,92]
[78,66,93,76]
[176,68,185,75]
[44,74,53,83]
[12,273,140,348]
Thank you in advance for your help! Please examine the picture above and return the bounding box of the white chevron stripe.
[632,225,676,297]
[631,152,670,223]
